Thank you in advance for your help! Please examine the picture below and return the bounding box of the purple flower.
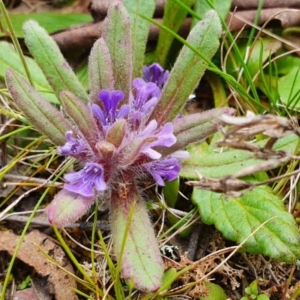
[143,63,169,87]
[144,157,180,186]
[64,162,107,197]
[58,67,179,199]
[58,131,90,159]
[138,121,176,159]
[48,63,184,226]
[91,90,129,128]
[132,78,160,110]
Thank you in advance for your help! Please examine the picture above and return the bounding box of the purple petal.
[150,123,176,148]
[58,131,89,158]
[91,103,106,125]
[132,78,160,109]
[64,162,107,197]
[144,157,180,186]
[141,96,158,114]
[143,63,169,87]
[117,104,130,119]
[96,90,125,126]
[141,147,161,159]
[139,119,158,136]
[138,121,161,158]
[170,150,190,160]
[137,121,176,159]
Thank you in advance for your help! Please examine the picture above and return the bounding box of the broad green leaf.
[278,67,300,110]
[123,0,156,77]
[102,3,132,103]
[0,13,92,37]
[245,37,281,77]
[199,282,227,300]
[155,0,194,66]
[23,20,88,103]
[0,41,58,103]
[88,38,114,103]
[275,51,300,76]
[151,10,222,125]
[181,133,299,179]
[225,37,281,80]
[6,68,72,146]
[194,0,233,22]
[111,181,163,292]
[192,185,300,262]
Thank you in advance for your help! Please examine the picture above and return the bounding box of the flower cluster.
[46,63,186,223]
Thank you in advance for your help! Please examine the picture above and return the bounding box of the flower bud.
[106,119,126,147]
[96,140,116,158]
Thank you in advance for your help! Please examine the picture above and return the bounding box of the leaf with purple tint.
[111,180,164,292]
[60,91,98,145]
[5,68,72,146]
[102,2,132,102]
[23,20,88,103]
[151,10,222,125]
[123,0,156,78]
[88,38,114,104]
[158,108,235,157]
[46,189,95,227]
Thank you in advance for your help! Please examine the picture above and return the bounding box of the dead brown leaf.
[218,111,299,156]
[163,250,242,298]
[0,230,78,300]
[227,8,300,31]
[12,287,40,300]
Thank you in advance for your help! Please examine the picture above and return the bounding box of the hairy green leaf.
[23,20,88,103]
[76,62,89,91]
[181,134,299,179]
[151,10,222,125]
[46,189,95,227]
[161,107,235,156]
[88,38,114,103]
[6,68,72,145]
[192,186,300,262]
[111,181,163,292]
[123,0,156,77]
[102,2,132,102]
[60,91,98,144]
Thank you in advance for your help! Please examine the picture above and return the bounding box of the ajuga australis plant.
[5,1,235,293]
